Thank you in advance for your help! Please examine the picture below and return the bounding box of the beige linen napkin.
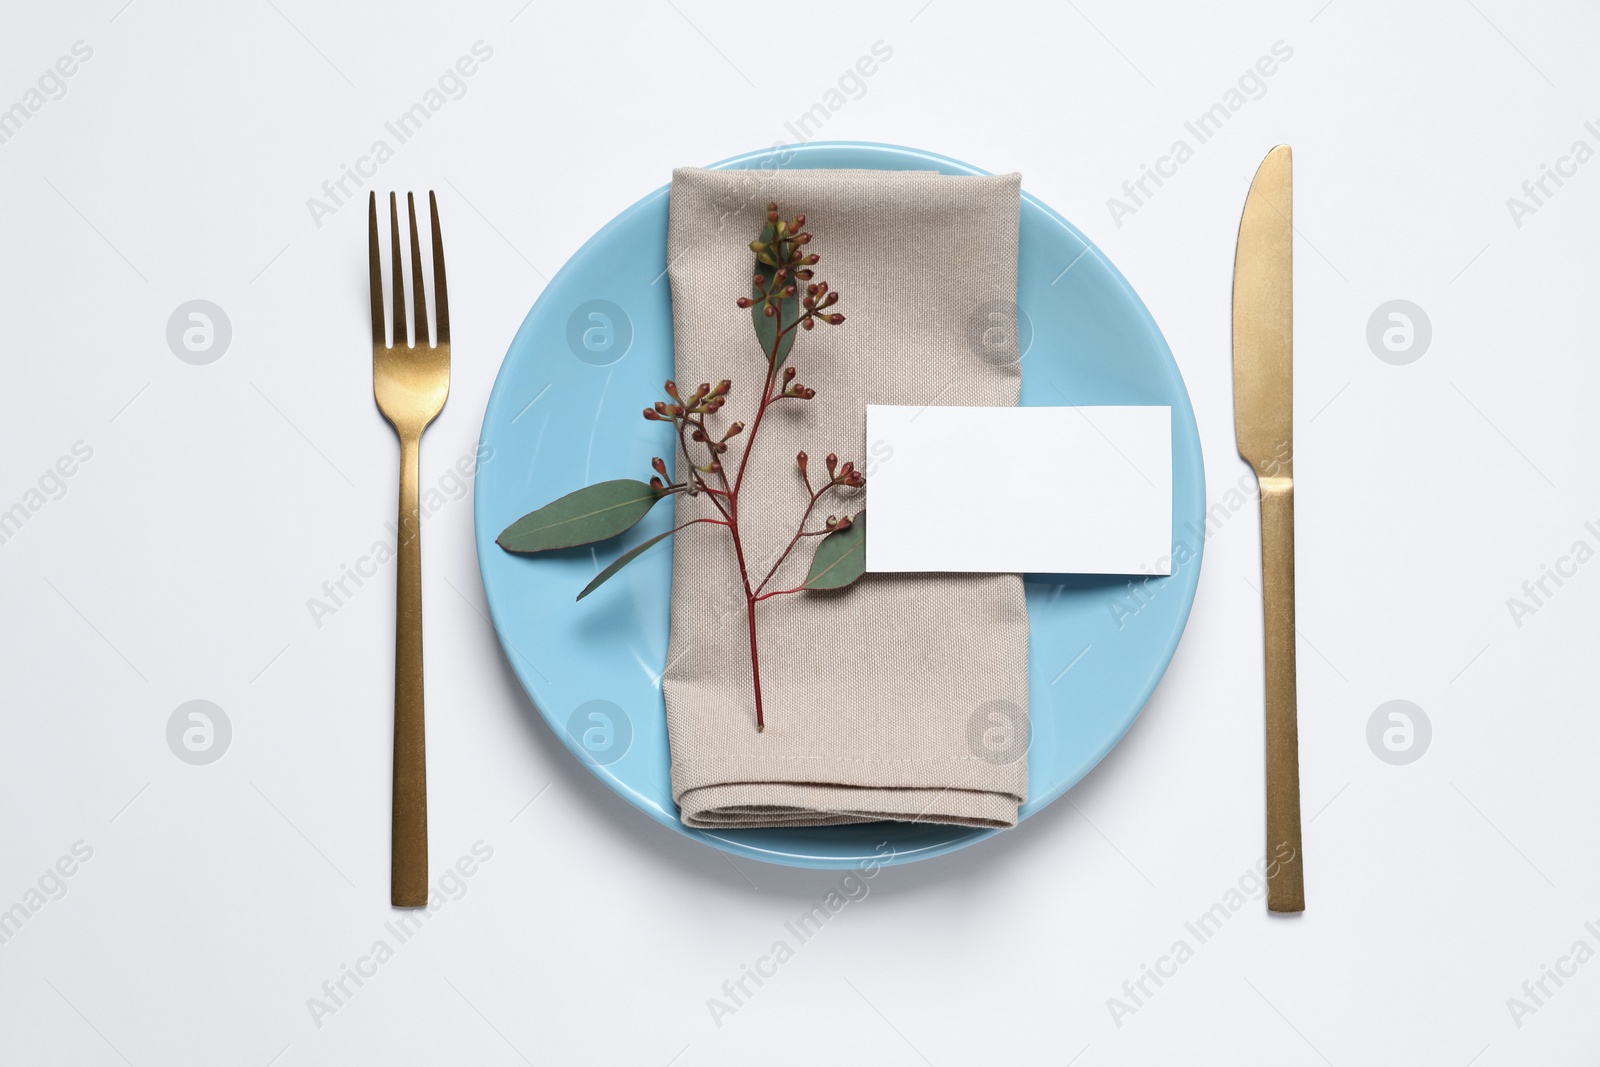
[664,167,1030,829]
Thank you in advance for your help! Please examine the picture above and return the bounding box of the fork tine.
[389,192,407,348]
[368,193,385,348]
[407,193,429,347]
[429,191,449,346]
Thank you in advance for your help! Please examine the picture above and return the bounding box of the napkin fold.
[663,167,1030,829]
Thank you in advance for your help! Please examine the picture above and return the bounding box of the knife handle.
[1258,477,1305,913]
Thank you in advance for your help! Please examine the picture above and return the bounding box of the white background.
[2,1,1597,1064]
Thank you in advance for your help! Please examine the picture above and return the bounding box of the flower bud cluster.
[642,378,733,422]
[813,451,865,489]
[736,202,844,332]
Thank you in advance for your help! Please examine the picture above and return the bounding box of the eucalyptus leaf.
[497,479,664,554]
[804,511,866,591]
[751,222,800,369]
[577,526,677,601]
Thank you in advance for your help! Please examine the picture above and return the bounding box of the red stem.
[745,596,764,730]
[733,358,778,502]
[727,297,789,730]
[754,482,838,597]
[754,585,807,602]
[673,266,821,730]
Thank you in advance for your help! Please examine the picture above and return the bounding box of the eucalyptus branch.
[498,202,865,732]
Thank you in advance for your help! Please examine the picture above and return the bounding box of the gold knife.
[1232,144,1304,913]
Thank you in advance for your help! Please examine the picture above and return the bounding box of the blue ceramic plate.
[475,142,1204,869]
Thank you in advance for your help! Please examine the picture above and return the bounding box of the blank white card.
[865,405,1172,575]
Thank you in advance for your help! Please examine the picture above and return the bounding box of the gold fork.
[369,191,450,907]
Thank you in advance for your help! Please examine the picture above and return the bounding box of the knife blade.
[1232,144,1304,913]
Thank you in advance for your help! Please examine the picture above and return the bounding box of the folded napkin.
[663,167,1030,829]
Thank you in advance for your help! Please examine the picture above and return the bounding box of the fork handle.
[392,431,429,907]
[1258,477,1304,913]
